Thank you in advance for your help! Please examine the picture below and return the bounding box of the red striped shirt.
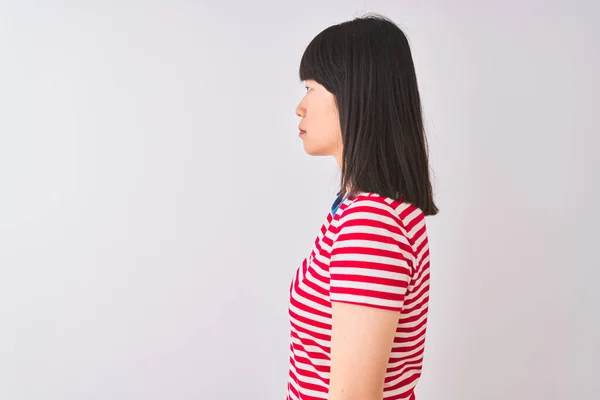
[287,192,431,400]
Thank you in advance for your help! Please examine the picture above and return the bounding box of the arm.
[327,200,412,400]
[329,302,400,400]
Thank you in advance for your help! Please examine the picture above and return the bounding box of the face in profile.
[295,80,343,161]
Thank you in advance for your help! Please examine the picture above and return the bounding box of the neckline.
[331,192,351,216]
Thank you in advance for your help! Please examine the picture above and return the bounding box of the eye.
[305,86,312,92]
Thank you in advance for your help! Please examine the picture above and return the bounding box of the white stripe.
[290,357,330,385]
[288,301,331,326]
[407,271,430,296]
[334,223,412,248]
[332,252,411,269]
[294,276,331,306]
[384,369,421,397]
[387,350,425,369]
[289,312,331,337]
[407,258,430,286]
[391,323,428,348]
[403,207,422,227]
[415,253,431,273]
[338,209,398,226]
[389,340,426,359]
[333,238,407,254]
[290,290,331,318]
[395,201,411,214]
[330,279,408,294]
[402,293,429,319]
[300,264,330,291]
[397,310,428,329]
[411,218,427,245]
[330,293,403,309]
[328,266,409,281]
[291,338,330,364]
[389,351,425,368]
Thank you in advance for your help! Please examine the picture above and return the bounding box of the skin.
[295,80,401,400]
[295,80,344,169]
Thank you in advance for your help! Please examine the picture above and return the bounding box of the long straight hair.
[299,14,439,216]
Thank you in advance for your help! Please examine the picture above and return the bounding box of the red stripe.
[389,337,426,357]
[399,203,418,220]
[404,210,424,233]
[330,259,411,275]
[293,356,331,379]
[331,272,409,288]
[329,299,404,312]
[332,216,404,237]
[385,358,424,381]
[402,293,429,317]
[289,319,331,342]
[385,368,421,393]
[292,341,331,362]
[393,330,426,344]
[330,286,406,302]
[403,280,430,307]
[289,307,331,331]
[332,244,411,263]
[396,314,428,333]
[293,279,331,308]
[291,331,331,353]
[290,292,331,319]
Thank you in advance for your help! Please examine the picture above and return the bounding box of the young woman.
[288,14,438,400]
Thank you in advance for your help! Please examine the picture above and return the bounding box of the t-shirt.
[287,192,431,400]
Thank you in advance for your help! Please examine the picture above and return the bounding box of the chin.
[301,141,322,155]
[302,137,336,156]
[303,146,327,156]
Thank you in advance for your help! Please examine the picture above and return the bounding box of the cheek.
[327,99,341,128]
[304,97,341,146]
[327,107,342,141]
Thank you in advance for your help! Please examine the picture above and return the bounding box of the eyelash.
[305,87,312,92]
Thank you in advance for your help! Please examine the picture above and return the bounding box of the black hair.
[299,14,439,216]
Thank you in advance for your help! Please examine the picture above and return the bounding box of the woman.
[288,14,438,400]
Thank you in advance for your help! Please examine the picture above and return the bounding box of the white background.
[1,1,598,399]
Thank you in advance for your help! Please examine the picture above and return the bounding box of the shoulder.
[338,192,424,228]
[333,193,427,255]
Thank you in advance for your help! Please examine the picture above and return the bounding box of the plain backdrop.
[1,1,599,399]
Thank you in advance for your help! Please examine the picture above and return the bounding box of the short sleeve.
[329,200,413,311]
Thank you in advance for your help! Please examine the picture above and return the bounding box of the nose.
[295,101,305,118]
